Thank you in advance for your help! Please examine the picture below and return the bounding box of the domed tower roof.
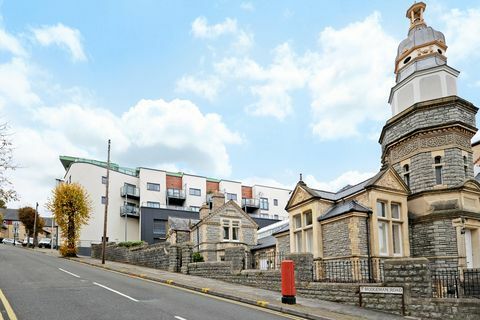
[394,2,448,82]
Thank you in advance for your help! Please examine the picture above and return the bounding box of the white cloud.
[0,29,26,56]
[191,17,238,39]
[304,170,376,193]
[233,30,254,52]
[0,58,41,109]
[240,2,255,12]
[176,75,221,100]
[33,23,87,62]
[241,176,292,190]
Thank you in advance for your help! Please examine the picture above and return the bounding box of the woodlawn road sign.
[360,286,404,294]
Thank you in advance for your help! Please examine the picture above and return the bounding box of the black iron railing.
[431,268,480,298]
[313,259,384,283]
[252,251,285,270]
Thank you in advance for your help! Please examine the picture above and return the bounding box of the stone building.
[190,192,258,261]
[286,2,480,272]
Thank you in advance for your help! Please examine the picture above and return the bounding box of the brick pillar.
[384,257,432,304]
[181,244,193,274]
[168,245,180,272]
[285,253,313,282]
[225,246,246,272]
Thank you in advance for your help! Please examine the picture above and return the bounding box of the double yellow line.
[0,289,17,320]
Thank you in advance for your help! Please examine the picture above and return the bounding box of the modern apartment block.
[59,156,291,254]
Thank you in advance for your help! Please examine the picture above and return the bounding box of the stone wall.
[322,219,350,258]
[276,233,290,254]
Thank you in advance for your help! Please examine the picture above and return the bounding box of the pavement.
[51,248,404,320]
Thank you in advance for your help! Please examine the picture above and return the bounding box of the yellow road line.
[0,289,17,320]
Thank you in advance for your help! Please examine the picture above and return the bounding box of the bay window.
[376,200,404,257]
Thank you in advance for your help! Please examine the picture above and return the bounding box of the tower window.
[437,49,442,54]
[434,156,443,185]
[464,156,468,179]
[403,56,411,64]
[403,164,410,188]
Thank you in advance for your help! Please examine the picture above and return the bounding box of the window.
[101,196,106,204]
[102,176,107,184]
[392,223,402,255]
[124,183,136,194]
[294,215,302,229]
[295,232,302,252]
[153,219,166,238]
[378,221,388,255]
[464,156,468,179]
[259,198,269,210]
[305,211,312,226]
[190,206,200,212]
[146,201,160,208]
[274,214,279,220]
[376,201,386,218]
[273,199,278,206]
[189,188,201,196]
[226,193,237,201]
[403,164,410,188]
[391,203,400,220]
[222,219,240,241]
[305,229,313,253]
[147,183,160,191]
[434,156,443,184]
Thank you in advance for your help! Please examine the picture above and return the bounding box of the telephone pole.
[33,202,38,248]
[101,139,111,265]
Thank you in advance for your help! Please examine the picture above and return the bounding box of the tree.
[18,206,44,246]
[47,183,92,257]
[0,123,17,204]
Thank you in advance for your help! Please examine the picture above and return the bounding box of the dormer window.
[464,156,468,178]
[434,156,443,184]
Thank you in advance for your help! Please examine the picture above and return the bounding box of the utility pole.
[51,216,54,252]
[101,139,111,265]
[33,202,38,248]
[124,191,128,242]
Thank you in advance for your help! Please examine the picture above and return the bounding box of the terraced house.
[286,2,480,279]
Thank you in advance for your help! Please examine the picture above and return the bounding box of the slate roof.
[0,209,19,221]
[251,235,276,251]
[42,217,58,227]
[318,200,372,222]
[168,217,199,231]
[272,223,289,236]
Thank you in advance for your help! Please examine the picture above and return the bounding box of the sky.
[1,0,480,215]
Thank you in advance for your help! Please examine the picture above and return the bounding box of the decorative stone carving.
[289,187,312,208]
[375,171,402,190]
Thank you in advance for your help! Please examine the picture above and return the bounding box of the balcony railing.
[167,188,186,199]
[120,185,140,198]
[242,198,260,208]
[120,205,139,217]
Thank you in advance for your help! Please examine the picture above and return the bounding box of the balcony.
[242,198,260,208]
[120,205,139,218]
[120,185,140,199]
[166,188,186,206]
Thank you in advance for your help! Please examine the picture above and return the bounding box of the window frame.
[221,219,241,242]
[434,156,443,185]
[146,201,160,208]
[189,188,201,196]
[102,176,107,185]
[226,193,237,201]
[375,199,404,257]
[259,197,269,210]
[273,199,278,206]
[147,182,160,192]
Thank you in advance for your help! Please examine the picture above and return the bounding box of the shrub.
[192,252,204,262]
[117,241,144,248]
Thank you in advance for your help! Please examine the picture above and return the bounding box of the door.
[465,229,473,269]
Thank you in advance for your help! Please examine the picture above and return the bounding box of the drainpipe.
[366,212,372,282]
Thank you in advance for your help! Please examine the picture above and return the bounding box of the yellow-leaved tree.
[47,183,92,257]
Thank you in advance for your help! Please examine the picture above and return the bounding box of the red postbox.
[281,260,296,304]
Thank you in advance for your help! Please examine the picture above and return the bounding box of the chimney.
[199,203,210,220]
[211,191,226,211]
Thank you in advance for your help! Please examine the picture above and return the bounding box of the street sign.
[13,221,19,228]
[360,286,403,294]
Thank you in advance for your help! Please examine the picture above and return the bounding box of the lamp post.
[101,139,111,265]
[33,202,38,248]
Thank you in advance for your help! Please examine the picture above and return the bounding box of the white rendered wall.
[138,168,167,206]
[219,180,242,206]
[183,174,207,209]
[252,185,290,220]
[66,162,140,248]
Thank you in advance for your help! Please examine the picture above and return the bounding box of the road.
[0,245,301,320]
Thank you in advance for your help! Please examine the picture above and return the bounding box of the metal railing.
[431,268,480,298]
[120,185,140,198]
[120,205,139,216]
[167,188,186,199]
[313,259,384,283]
[242,198,260,208]
[252,251,285,270]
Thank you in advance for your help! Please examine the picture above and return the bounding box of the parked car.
[22,237,34,247]
[2,238,14,245]
[38,238,53,248]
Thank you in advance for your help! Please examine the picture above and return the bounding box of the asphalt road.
[0,245,300,320]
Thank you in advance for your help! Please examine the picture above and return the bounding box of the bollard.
[281,260,296,304]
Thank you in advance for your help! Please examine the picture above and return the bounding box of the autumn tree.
[47,183,92,257]
[18,206,45,246]
[0,123,17,204]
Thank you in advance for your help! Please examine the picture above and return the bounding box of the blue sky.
[1,0,480,213]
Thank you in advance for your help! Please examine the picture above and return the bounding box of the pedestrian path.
[55,254,408,320]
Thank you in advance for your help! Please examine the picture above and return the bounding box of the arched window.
[403,164,410,187]
[434,156,443,185]
[464,156,468,179]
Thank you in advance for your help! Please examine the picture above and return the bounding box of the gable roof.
[251,235,276,251]
[192,200,259,229]
[0,209,19,221]
[318,200,372,222]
